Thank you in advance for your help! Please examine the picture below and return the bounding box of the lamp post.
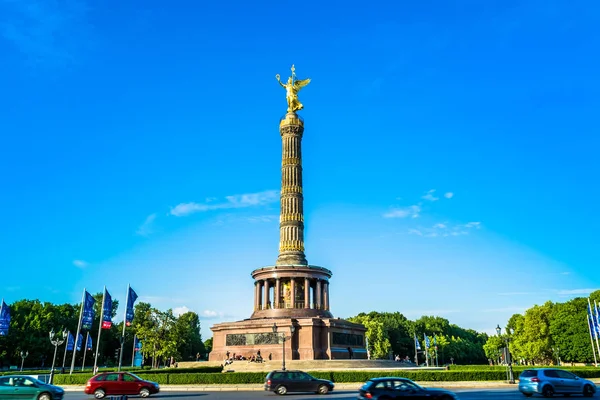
[272,323,295,371]
[49,329,68,384]
[496,325,515,384]
[552,346,561,366]
[19,351,28,371]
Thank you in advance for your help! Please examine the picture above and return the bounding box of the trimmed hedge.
[52,367,600,385]
[0,370,51,376]
[133,366,223,375]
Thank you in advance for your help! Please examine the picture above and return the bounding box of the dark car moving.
[265,370,334,395]
[358,377,459,399]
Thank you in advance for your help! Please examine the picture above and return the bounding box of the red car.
[84,372,160,398]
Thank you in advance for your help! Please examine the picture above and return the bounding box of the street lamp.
[552,347,561,366]
[20,351,28,371]
[496,325,515,384]
[49,329,68,384]
[272,323,295,371]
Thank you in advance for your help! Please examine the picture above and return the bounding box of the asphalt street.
[63,388,532,399]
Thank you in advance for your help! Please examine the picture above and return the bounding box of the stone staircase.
[179,360,444,373]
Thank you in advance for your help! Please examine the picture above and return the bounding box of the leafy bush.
[52,367,600,385]
[0,370,52,376]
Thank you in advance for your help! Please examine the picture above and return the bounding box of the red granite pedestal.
[209,317,366,361]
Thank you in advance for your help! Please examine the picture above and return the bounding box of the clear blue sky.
[1,0,599,339]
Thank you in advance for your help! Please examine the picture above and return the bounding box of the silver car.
[518,368,596,397]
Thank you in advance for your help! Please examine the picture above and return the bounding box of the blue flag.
[76,333,83,351]
[86,335,93,351]
[102,290,113,329]
[424,334,431,348]
[125,286,138,327]
[595,301,600,337]
[588,303,597,339]
[414,334,421,351]
[66,332,75,351]
[81,291,96,330]
[0,301,10,336]
[134,336,141,351]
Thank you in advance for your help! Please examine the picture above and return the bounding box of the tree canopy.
[483,290,600,365]
[0,296,206,368]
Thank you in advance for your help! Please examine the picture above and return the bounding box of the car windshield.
[394,378,422,390]
[520,370,538,378]
[127,373,143,381]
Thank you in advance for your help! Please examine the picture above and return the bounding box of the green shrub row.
[1,365,220,378]
[0,370,51,376]
[48,367,600,385]
[447,364,598,371]
[131,366,223,375]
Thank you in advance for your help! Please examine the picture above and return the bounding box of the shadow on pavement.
[264,390,357,397]
[155,394,208,398]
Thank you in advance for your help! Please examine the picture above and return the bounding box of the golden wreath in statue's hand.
[275,74,280,80]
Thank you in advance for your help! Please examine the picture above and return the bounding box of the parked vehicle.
[518,368,596,397]
[264,370,334,395]
[358,377,459,399]
[84,372,159,398]
[0,375,64,399]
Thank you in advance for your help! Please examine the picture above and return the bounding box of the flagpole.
[435,336,439,367]
[93,287,106,374]
[424,334,429,367]
[587,298,598,367]
[82,332,90,372]
[61,331,70,370]
[69,288,86,374]
[594,300,600,362]
[132,334,137,367]
[118,284,130,372]
[413,333,418,365]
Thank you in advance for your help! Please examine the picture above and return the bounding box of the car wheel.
[542,385,554,398]
[140,387,151,398]
[276,385,288,395]
[317,384,329,394]
[583,384,595,397]
[37,393,52,400]
[94,388,106,399]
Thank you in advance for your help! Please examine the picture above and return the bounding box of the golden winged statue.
[276,64,311,113]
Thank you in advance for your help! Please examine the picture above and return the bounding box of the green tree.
[549,297,595,364]
[174,312,205,362]
[483,335,504,363]
[347,314,391,359]
[204,337,213,357]
[512,301,554,364]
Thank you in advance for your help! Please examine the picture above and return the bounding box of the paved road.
[63,388,529,399]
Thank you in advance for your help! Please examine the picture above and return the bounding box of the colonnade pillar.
[263,280,270,309]
[290,278,296,309]
[254,277,329,311]
[275,278,281,309]
[316,280,322,310]
[304,277,310,308]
